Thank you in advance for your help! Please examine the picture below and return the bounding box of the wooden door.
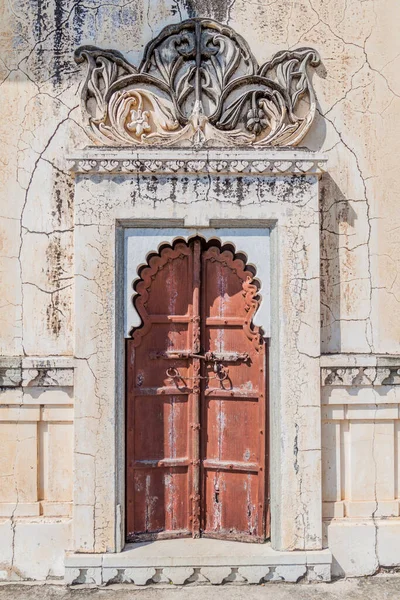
[126,238,268,543]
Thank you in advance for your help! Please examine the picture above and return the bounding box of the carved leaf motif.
[259,48,319,114]
[74,46,138,123]
[75,19,320,148]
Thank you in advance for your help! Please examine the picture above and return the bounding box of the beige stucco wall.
[1,0,399,357]
[0,0,399,581]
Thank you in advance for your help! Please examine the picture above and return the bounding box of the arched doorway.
[126,238,269,543]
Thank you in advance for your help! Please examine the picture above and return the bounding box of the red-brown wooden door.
[126,238,268,543]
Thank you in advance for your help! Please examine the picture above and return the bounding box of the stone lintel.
[68,148,327,176]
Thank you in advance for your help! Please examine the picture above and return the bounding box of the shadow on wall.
[320,174,358,354]
[302,60,328,153]
[173,0,233,22]
[300,59,362,354]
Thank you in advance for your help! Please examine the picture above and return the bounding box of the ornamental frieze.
[74,18,320,148]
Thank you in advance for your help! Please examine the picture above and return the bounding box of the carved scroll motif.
[75,18,320,148]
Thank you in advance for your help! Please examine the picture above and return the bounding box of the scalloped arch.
[124,228,270,338]
[130,237,264,351]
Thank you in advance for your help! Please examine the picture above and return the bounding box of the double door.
[126,238,268,542]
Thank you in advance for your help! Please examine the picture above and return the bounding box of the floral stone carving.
[74,18,320,148]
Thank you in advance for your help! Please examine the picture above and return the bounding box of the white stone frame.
[70,149,327,560]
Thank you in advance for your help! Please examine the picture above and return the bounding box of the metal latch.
[149,350,249,362]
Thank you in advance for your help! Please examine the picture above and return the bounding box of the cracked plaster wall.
[0,0,400,582]
[1,0,399,357]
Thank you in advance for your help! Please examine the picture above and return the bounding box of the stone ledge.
[321,366,400,386]
[0,357,74,388]
[65,540,331,585]
[320,356,400,386]
[68,148,327,176]
[323,500,400,519]
[0,501,72,518]
[320,354,400,368]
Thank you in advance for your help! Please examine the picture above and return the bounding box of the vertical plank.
[200,243,267,541]
[191,239,201,537]
[126,242,193,540]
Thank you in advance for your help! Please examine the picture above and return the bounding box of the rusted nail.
[260,430,263,434]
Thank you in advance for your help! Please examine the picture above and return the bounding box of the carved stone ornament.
[74,18,320,148]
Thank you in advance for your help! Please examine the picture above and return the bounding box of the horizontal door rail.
[203,459,259,472]
[130,458,190,469]
[133,386,191,396]
[148,315,191,323]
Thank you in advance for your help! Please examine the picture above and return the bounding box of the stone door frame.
[69,148,327,558]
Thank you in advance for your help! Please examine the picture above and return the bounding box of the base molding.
[65,539,332,585]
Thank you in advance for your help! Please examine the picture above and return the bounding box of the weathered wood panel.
[126,239,268,541]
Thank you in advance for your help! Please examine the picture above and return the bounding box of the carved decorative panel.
[75,18,320,148]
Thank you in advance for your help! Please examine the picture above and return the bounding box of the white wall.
[0,0,399,581]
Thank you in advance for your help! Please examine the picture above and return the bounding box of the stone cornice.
[0,357,74,388]
[321,355,400,386]
[321,366,400,387]
[68,148,327,176]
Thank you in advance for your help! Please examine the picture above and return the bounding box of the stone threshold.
[65,539,332,585]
